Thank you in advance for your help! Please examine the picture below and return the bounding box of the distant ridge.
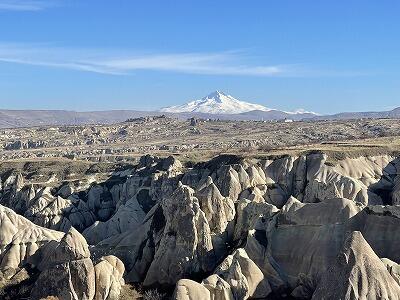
[0,108,316,128]
[0,110,153,128]
[0,92,398,128]
[312,107,400,120]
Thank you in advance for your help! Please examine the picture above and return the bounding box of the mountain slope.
[160,91,271,114]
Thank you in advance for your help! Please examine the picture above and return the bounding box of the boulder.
[173,279,211,300]
[94,256,125,300]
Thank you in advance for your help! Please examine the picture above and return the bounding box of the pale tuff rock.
[302,154,398,205]
[202,275,234,300]
[239,185,267,203]
[233,198,278,242]
[158,155,183,172]
[173,279,211,300]
[195,176,235,234]
[268,198,364,284]
[312,231,400,300]
[0,173,33,213]
[0,220,125,300]
[268,198,400,289]
[94,256,125,300]
[30,227,95,300]
[144,183,215,287]
[83,196,146,245]
[214,248,271,299]
[83,158,183,245]
[259,153,398,206]
[30,258,95,300]
[2,153,400,299]
[381,258,400,286]
[29,230,125,300]
[137,155,183,174]
[214,165,242,200]
[246,165,266,187]
[195,177,235,261]
[279,196,364,226]
[99,226,150,284]
[244,230,286,292]
[392,159,400,204]
[34,227,91,269]
[172,249,271,300]
[333,155,395,187]
[25,188,96,232]
[262,155,306,202]
[347,205,400,262]
[232,164,251,190]
[181,168,210,190]
[87,184,116,221]
[302,154,369,205]
[0,204,64,273]
[172,276,233,300]
[0,155,182,242]
[92,203,164,284]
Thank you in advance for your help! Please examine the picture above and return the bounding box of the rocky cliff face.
[1,153,400,299]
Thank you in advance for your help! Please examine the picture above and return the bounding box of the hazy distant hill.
[0,91,317,128]
[0,105,398,129]
[312,107,400,120]
[0,109,311,128]
[0,110,155,128]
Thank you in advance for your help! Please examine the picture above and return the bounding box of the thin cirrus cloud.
[0,43,292,76]
[0,43,362,77]
[0,0,55,11]
[92,53,286,76]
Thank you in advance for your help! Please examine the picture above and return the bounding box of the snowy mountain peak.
[206,90,228,102]
[160,91,271,114]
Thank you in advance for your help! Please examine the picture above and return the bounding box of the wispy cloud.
[89,53,287,76]
[0,1,54,11]
[0,43,364,77]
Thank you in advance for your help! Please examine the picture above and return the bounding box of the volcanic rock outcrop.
[312,231,400,299]
[1,153,400,299]
[0,205,125,299]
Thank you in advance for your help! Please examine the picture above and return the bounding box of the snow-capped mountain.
[160,91,272,114]
[160,91,317,116]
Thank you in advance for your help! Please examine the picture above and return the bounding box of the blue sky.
[0,0,399,114]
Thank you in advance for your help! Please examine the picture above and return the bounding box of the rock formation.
[312,231,400,299]
[0,205,125,299]
[1,153,400,299]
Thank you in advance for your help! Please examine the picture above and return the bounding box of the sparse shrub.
[143,289,166,300]
[258,144,274,152]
